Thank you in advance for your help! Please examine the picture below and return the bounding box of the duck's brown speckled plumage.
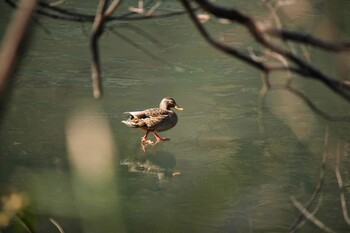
[125,108,177,132]
[122,97,183,151]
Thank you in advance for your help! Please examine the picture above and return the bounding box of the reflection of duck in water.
[122,97,183,152]
[120,160,180,179]
[121,151,180,179]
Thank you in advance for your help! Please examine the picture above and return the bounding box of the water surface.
[1,1,350,233]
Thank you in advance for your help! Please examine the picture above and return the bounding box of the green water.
[1,1,350,233]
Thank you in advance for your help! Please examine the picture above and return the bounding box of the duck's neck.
[159,101,169,110]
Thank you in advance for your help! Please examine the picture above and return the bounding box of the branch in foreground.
[180,0,269,72]
[0,0,37,100]
[49,218,65,233]
[109,27,172,67]
[288,127,329,232]
[335,142,350,226]
[291,197,336,233]
[266,28,350,52]
[184,0,350,102]
[4,0,189,23]
[90,0,109,99]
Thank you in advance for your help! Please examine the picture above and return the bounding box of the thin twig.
[262,1,294,85]
[335,142,350,225]
[4,0,189,23]
[104,0,121,17]
[49,218,65,233]
[180,0,269,72]
[264,0,282,29]
[14,215,34,233]
[266,28,350,52]
[146,1,162,16]
[109,29,172,66]
[108,23,162,45]
[189,0,350,101]
[90,0,108,99]
[288,127,329,232]
[291,194,324,232]
[291,197,336,233]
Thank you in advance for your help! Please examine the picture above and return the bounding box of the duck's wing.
[124,111,146,119]
[142,108,171,128]
[144,108,169,117]
[122,108,170,129]
[124,108,168,118]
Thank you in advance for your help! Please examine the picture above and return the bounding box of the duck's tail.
[121,120,139,128]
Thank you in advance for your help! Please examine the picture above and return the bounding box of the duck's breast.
[152,111,178,132]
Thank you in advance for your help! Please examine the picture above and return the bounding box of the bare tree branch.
[89,0,122,99]
[104,0,121,17]
[291,197,336,233]
[182,0,350,102]
[0,0,37,99]
[4,0,189,23]
[109,28,172,67]
[49,218,65,233]
[14,214,34,233]
[108,23,162,46]
[180,0,271,72]
[288,127,329,232]
[4,0,350,104]
[290,195,324,232]
[335,142,350,225]
[266,28,350,52]
[90,0,109,99]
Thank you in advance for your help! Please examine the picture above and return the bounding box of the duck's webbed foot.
[141,133,154,152]
[152,132,170,147]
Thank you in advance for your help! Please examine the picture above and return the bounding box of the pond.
[1,1,350,233]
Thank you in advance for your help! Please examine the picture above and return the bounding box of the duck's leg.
[141,130,154,152]
[141,130,150,143]
[140,130,148,152]
[152,132,170,147]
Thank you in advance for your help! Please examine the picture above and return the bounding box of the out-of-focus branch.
[335,142,350,225]
[266,29,350,52]
[14,214,34,233]
[182,0,350,102]
[0,0,37,100]
[4,0,189,23]
[90,0,109,99]
[4,0,185,98]
[288,128,329,232]
[291,197,336,233]
[4,0,350,105]
[109,28,172,67]
[90,0,121,99]
[49,218,65,233]
[104,0,121,17]
[180,0,284,73]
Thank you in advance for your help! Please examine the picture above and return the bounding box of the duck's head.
[160,97,184,111]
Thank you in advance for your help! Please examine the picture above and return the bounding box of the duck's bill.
[175,105,184,111]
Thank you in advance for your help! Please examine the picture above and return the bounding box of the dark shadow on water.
[147,150,177,170]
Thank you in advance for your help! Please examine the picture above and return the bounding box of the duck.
[122,97,183,150]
